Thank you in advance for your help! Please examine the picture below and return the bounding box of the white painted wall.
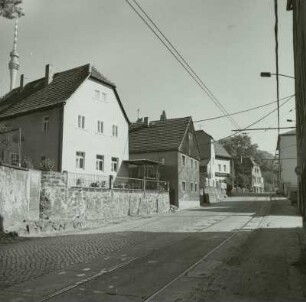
[279,135,297,186]
[61,78,129,177]
[215,158,231,175]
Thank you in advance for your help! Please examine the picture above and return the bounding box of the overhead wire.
[194,94,295,123]
[125,0,241,129]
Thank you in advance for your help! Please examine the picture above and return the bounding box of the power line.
[213,94,294,144]
[232,127,296,131]
[125,0,241,129]
[194,94,294,123]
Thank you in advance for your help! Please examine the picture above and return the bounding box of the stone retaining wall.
[0,167,170,234]
[0,165,41,232]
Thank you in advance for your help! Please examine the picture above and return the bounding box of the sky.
[0,0,295,154]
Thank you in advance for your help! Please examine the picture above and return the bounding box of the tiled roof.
[0,64,122,120]
[129,117,191,153]
[214,142,231,158]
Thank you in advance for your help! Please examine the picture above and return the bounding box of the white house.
[276,130,298,197]
[0,64,130,181]
[196,130,232,190]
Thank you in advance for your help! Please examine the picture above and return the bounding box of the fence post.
[143,177,146,196]
[109,175,113,190]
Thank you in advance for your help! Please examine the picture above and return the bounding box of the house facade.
[0,64,129,181]
[214,142,232,189]
[129,116,200,209]
[240,158,264,193]
[276,130,298,197]
[196,130,231,192]
[287,0,306,218]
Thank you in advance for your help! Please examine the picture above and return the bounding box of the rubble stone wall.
[0,165,41,232]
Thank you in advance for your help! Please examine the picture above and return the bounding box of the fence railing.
[66,172,169,192]
[67,172,109,188]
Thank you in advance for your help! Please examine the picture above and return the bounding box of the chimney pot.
[20,74,24,89]
[45,64,54,85]
[144,117,149,126]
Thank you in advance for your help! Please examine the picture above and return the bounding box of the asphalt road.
[0,196,305,301]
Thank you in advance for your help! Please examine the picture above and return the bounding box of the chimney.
[20,74,24,89]
[45,64,53,85]
[143,117,149,126]
[160,110,167,121]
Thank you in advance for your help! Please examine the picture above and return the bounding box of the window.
[111,157,119,172]
[112,125,118,137]
[96,155,104,171]
[195,183,198,192]
[78,115,85,129]
[94,90,100,100]
[190,182,194,192]
[224,165,227,172]
[97,121,103,133]
[101,92,107,102]
[218,164,221,171]
[42,116,49,132]
[182,155,186,166]
[10,153,19,166]
[182,181,186,191]
[76,151,85,169]
[191,159,193,168]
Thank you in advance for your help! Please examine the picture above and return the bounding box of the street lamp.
[260,72,295,79]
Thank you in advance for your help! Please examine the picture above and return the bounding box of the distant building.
[196,130,232,192]
[129,115,200,209]
[0,64,130,179]
[240,158,264,193]
[276,130,298,197]
[214,142,232,188]
[286,0,306,218]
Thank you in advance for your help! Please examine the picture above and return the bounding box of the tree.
[220,134,276,190]
[220,134,258,159]
[0,0,24,19]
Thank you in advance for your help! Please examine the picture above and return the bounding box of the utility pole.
[274,0,281,191]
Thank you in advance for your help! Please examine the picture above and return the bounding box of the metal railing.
[66,173,169,192]
[67,172,109,188]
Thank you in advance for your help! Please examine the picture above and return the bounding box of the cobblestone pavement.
[0,197,270,292]
[0,231,152,289]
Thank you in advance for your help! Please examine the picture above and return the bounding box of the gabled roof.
[214,141,231,159]
[129,117,191,153]
[0,64,129,123]
[195,130,212,160]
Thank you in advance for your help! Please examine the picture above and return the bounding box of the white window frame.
[112,125,118,137]
[101,92,107,102]
[94,90,100,100]
[78,115,85,129]
[97,120,104,134]
[76,151,85,169]
[190,182,194,192]
[96,154,104,171]
[42,116,49,132]
[111,157,119,172]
